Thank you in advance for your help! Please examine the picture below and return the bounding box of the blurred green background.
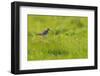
[28,15,88,61]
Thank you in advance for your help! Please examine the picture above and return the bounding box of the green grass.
[28,15,88,61]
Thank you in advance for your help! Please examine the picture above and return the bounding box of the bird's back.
[37,28,50,36]
[42,29,49,35]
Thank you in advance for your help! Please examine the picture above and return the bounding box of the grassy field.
[28,15,88,61]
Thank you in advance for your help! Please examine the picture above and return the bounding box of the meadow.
[28,15,88,61]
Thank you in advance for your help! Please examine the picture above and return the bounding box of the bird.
[36,28,50,36]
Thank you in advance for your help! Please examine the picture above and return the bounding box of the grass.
[28,15,88,61]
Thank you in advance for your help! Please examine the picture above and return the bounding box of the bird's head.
[47,28,50,31]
